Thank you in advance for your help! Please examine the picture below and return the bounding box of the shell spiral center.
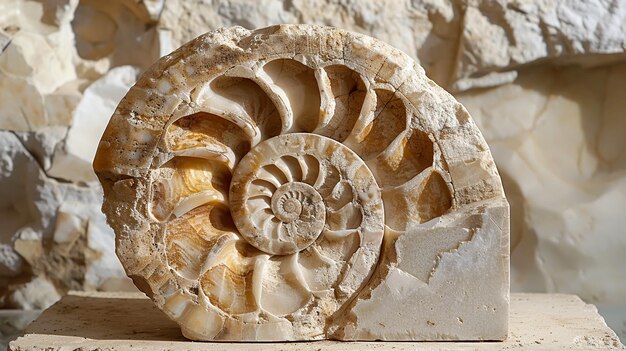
[229,133,382,256]
[272,182,324,224]
[265,182,326,254]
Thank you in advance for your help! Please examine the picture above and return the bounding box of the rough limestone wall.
[0,0,625,309]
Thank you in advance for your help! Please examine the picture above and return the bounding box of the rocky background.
[1,0,625,312]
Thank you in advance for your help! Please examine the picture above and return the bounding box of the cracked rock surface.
[93,24,508,340]
[0,0,625,314]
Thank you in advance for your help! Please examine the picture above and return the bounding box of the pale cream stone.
[94,24,508,341]
[4,276,60,311]
[0,0,79,131]
[48,65,140,183]
[2,0,624,334]
[457,62,626,304]
[0,130,126,309]
[8,292,626,350]
[0,0,158,309]
[158,0,626,91]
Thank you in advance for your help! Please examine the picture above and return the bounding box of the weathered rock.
[72,0,166,71]
[8,292,626,350]
[94,24,509,341]
[0,0,79,131]
[4,276,60,311]
[0,130,125,309]
[0,309,41,351]
[48,65,140,183]
[0,0,625,320]
[0,0,155,308]
[457,62,626,304]
[332,200,509,340]
[158,0,626,91]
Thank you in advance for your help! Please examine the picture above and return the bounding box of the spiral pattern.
[92,25,483,341]
[230,133,382,257]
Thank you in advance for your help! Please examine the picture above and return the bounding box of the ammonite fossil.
[94,24,509,341]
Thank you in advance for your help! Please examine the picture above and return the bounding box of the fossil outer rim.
[93,24,506,341]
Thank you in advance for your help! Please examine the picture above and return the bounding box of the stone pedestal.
[9,291,624,350]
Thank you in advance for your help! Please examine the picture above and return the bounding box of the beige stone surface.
[332,199,509,340]
[1,0,625,318]
[8,291,625,350]
[0,0,153,309]
[93,24,508,341]
[457,64,626,304]
[158,0,626,91]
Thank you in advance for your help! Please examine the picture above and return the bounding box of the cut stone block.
[93,24,509,341]
[8,292,625,350]
[330,199,509,340]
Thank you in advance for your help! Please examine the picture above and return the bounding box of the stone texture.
[457,63,626,304]
[0,0,625,317]
[332,199,509,340]
[0,130,129,309]
[0,309,41,351]
[93,24,508,341]
[157,0,626,91]
[0,0,153,309]
[48,65,140,183]
[8,291,626,350]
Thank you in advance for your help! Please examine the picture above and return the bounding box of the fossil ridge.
[93,24,510,341]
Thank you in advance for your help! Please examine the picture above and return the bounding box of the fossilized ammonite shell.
[94,24,509,341]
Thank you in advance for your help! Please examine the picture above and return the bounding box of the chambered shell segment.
[230,133,383,256]
[93,24,502,341]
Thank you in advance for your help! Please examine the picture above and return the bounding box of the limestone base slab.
[8,291,624,350]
